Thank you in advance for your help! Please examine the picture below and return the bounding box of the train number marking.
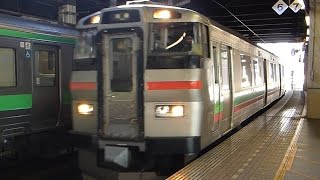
[272,0,288,15]
[289,0,302,13]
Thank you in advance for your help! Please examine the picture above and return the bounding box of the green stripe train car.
[0,13,77,157]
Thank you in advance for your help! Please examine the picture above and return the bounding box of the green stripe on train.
[0,94,32,111]
[234,90,265,106]
[0,28,75,44]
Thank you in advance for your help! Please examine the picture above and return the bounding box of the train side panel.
[0,14,76,150]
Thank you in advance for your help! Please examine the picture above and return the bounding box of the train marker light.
[77,104,94,115]
[155,105,184,117]
[153,10,171,19]
[171,106,184,117]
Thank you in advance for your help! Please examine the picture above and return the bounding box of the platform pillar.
[307,0,320,119]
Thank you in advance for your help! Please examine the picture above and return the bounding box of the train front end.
[71,5,210,170]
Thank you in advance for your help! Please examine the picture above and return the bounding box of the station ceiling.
[0,0,309,44]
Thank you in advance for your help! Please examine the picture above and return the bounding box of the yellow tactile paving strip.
[168,91,305,180]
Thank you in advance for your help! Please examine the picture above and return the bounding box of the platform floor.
[169,91,320,180]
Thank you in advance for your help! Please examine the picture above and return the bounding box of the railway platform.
[169,90,320,180]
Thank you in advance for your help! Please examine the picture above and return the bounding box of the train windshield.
[150,22,202,53]
[74,28,97,59]
[148,23,204,69]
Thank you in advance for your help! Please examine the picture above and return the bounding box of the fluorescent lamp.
[305,15,310,26]
[297,0,305,10]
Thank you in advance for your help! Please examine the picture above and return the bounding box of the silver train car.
[70,2,285,171]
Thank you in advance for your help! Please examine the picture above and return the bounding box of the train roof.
[0,13,78,37]
[77,3,279,59]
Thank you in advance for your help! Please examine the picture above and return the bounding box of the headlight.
[77,103,94,115]
[155,105,184,118]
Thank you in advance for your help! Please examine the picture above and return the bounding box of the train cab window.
[147,23,204,69]
[0,48,16,87]
[220,45,230,90]
[110,38,133,92]
[240,54,252,88]
[35,51,56,86]
[253,58,263,85]
[74,28,97,60]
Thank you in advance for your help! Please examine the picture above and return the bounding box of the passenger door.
[32,44,59,129]
[219,45,233,133]
[102,34,141,140]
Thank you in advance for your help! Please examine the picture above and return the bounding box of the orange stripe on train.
[70,82,96,90]
[147,81,202,90]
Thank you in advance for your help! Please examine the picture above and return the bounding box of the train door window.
[35,51,56,86]
[240,54,252,88]
[274,64,278,82]
[220,45,230,90]
[110,38,133,92]
[213,46,218,83]
[253,58,262,85]
[269,63,275,82]
[0,48,16,87]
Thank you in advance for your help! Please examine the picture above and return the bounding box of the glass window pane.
[240,54,252,88]
[111,38,133,92]
[253,58,262,85]
[0,48,16,87]
[149,23,202,55]
[221,45,230,90]
[269,63,274,82]
[35,51,56,86]
[274,64,277,82]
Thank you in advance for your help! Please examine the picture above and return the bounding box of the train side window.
[0,48,16,87]
[253,58,262,85]
[35,51,56,86]
[240,54,252,88]
[220,45,230,90]
[202,25,210,58]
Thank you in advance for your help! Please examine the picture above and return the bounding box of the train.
[0,13,77,157]
[70,1,285,172]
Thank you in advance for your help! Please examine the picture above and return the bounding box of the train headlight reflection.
[77,104,94,115]
[155,105,184,118]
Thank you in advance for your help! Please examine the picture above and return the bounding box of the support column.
[307,0,320,119]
